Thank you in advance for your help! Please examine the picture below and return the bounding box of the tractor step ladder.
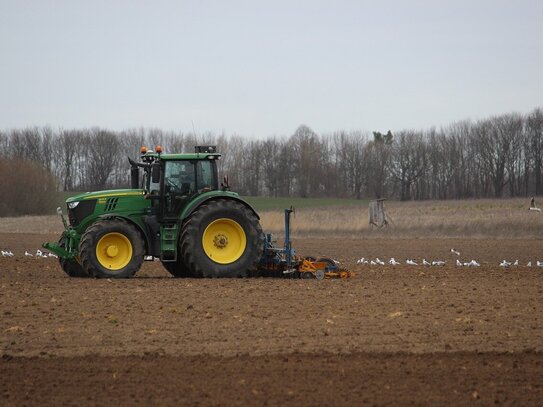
[160,224,178,261]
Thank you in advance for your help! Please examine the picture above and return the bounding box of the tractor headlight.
[68,201,80,209]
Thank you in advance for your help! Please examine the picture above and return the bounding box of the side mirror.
[151,162,161,183]
[221,174,230,191]
[130,166,139,189]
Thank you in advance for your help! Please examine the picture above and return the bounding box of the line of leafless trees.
[0,107,542,201]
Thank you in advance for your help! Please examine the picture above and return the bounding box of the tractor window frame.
[195,160,217,193]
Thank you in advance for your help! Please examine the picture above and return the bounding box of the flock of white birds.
[1,247,542,268]
[1,249,57,258]
[356,248,543,268]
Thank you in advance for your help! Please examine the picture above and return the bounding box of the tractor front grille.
[68,199,97,227]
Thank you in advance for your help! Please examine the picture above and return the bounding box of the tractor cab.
[133,145,222,221]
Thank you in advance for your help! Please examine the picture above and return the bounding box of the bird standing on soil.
[456,259,463,267]
[500,260,511,268]
[432,260,446,266]
[406,259,418,266]
[450,248,460,256]
[527,261,532,267]
[422,259,431,266]
[24,251,33,257]
[529,197,541,211]
[389,257,401,265]
[356,257,368,265]
[537,261,543,267]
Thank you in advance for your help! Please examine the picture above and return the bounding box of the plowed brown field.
[1,232,543,405]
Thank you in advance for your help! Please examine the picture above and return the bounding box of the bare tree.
[527,108,543,195]
[389,131,427,200]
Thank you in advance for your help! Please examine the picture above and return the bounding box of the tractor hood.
[66,189,146,203]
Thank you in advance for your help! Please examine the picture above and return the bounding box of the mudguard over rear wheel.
[80,219,144,278]
[181,199,263,278]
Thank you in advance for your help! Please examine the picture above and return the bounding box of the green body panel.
[72,190,150,235]
[66,189,146,203]
[178,190,260,220]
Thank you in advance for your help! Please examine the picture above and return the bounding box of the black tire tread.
[180,199,263,278]
[58,233,88,278]
[162,254,191,278]
[80,218,144,279]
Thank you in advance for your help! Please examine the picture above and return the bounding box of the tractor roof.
[158,152,221,160]
[140,152,221,161]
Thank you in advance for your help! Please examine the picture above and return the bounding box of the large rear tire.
[58,233,89,278]
[181,199,263,278]
[162,255,192,278]
[80,219,144,278]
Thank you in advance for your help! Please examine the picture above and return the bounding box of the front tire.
[181,199,263,278]
[80,219,144,278]
[58,233,88,278]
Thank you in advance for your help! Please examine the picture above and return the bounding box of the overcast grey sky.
[1,0,542,137]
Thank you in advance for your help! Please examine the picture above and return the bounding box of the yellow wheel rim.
[96,232,133,270]
[202,218,246,264]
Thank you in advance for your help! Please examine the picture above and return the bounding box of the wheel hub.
[106,245,118,257]
[213,234,228,249]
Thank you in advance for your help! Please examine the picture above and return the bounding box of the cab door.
[162,160,197,220]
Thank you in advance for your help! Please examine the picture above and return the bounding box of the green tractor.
[44,146,264,278]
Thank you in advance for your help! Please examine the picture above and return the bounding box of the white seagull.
[529,197,541,211]
[513,260,519,266]
[48,253,58,259]
[527,261,532,267]
[422,259,431,266]
[432,260,446,266]
[451,248,460,256]
[356,257,368,265]
[466,260,480,267]
[406,259,418,266]
[500,260,511,268]
[375,258,385,266]
[389,257,401,265]
[537,261,543,267]
[456,259,463,266]
[25,251,33,257]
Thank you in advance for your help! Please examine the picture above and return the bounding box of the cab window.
[165,161,196,196]
[196,161,215,192]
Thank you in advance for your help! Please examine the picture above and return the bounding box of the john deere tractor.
[44,146,264,278]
